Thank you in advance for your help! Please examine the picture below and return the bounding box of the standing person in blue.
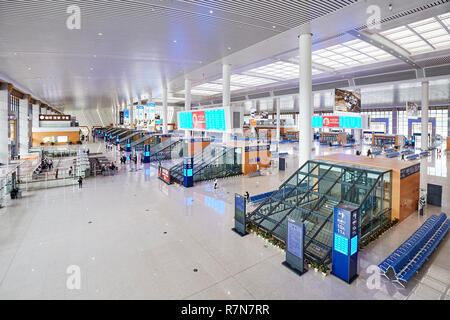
[78,176,83,189]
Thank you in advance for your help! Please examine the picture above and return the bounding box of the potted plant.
[40,142,44,147]
[69,141,73,145]
[50,142,55,146]
[76,141,82,145]
[312,261,319,272]
[321,264,330,277]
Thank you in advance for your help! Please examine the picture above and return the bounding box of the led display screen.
[334,234,349,256]
[179,108,226,132]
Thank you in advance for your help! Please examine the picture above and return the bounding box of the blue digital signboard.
[179,109,227,132]
[332,203,359,283]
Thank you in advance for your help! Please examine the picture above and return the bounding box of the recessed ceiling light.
[93,54,97,58]
[209,10,214,14]
[273,26,276,29]
[98,32,103,36]
[173,40,177,43]
[228,47,232,50]
[28,67,31,70]
[90,67,94,71]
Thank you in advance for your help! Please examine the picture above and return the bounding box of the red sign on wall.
[323,116,340,128]
[192,111,206,130]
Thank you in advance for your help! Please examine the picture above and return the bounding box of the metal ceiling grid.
[180,0,359,29]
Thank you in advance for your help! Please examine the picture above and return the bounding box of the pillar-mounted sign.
[143,144,151,163]
[183,156,194,188]
[126,138,131,152]
[332,203,359,284]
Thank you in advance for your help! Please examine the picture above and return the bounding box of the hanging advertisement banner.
[119,111,124,125]
[192,111,207,130]
[323,116,340,128]
[334,89,361,113]
[406,102,419,117]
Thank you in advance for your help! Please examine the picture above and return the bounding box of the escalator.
[169,144,242,185]
[146,136,183,162]
[118,131,141,145]
[247,160,388,264]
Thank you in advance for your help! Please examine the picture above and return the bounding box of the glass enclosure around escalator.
[169,144,242,184]
[247,160,392,263]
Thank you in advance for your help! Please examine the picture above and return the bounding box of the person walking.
[245,191,250,201]
[68,166,73,176]
[214,178,218,190]
[78,176,83,189]
[55,169,59,179]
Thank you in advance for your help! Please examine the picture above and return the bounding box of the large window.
[361,110,393,134]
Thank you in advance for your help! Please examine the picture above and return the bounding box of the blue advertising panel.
[283,217,305,276]
[332,203,359,283]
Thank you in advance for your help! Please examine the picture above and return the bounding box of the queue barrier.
[378,213,449,287]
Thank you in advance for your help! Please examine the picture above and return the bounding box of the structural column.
[223,64,231,143]
[18,95,29,156]
[162,84,168,134]
[276,97,281,147]
[185,78,192,138]
[421,81,429,150]
[32,103,39,129]
[298,28,313,167]
[0,84,8,164]
[129,103,134,128]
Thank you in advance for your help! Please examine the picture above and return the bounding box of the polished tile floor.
[0,142,448,300]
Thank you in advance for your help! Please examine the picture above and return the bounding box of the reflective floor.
[0,142,448,300]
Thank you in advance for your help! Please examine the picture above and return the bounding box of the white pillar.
[19,96,29,156]
[129,103,134,129]
[185,79,192,138]
[223,64,231,107]
[162,84,168,134]
[32,103,40,128]
[298,29,313,167]
[223,64,232,143]
[0,85,8,164]
[421,81,429,150]
[276,97,281,144]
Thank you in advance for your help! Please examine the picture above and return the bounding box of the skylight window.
[380,15,450,55]
[214,74,277,87]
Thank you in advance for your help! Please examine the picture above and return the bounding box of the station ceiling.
[0,0,449,112]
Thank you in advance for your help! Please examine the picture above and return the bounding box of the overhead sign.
[119,111,124,125]
[179,108,227,132]
[334,89,361,113]
[312,116,362,129]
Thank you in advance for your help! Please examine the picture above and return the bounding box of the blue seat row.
[378,214,439,273]
[385,148,394,153]
[386,152,400,158]
[343,144,355,148]
[371,150,382,156]
[401,150,413,155]
[406,154,419,160]
[420,152,429,157]
[250,191,276,204]
[390,213,446,274]
[397,219,449,284]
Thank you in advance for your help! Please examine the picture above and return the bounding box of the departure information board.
[179,108,227,132]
